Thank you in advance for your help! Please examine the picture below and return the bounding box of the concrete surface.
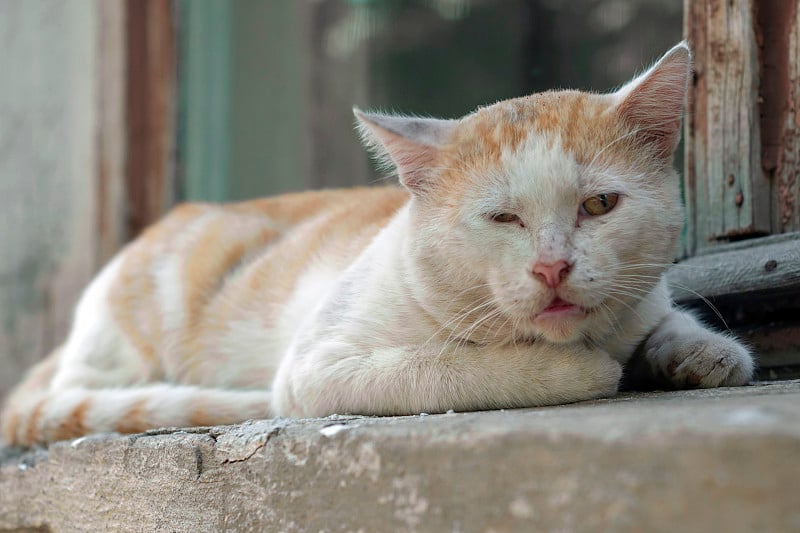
[1,381,799,532]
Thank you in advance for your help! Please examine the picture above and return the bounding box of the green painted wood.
[228,0,310,199]
[179,0,232,202]
[180,1,317,201]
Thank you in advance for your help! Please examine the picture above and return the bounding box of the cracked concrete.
[2,381,800,532]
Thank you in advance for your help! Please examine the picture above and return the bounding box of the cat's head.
[356,43,691,345]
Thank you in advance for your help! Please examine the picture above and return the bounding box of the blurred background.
[0,0,681,398]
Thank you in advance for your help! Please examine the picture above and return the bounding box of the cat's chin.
[529,305,589,344]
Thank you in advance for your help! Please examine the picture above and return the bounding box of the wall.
[0,1,100,398]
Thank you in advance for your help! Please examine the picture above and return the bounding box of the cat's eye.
[580,193,619,217]
[491,212,521,224]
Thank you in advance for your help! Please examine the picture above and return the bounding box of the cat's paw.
[552,346,622,401]
[589,354,624,397]
[643,313,754,388]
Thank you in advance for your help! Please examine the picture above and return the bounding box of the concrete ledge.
[2,381,800,532]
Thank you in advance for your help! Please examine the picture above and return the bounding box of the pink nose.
[531,260,572,288]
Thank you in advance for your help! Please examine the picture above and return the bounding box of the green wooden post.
[178,0,232,202]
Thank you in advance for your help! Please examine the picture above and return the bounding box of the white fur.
[50,255,146,390]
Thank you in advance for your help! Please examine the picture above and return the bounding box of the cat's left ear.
[613,42,692,158]
[354,109,457,193]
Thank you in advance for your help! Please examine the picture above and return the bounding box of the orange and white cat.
[2,43,753,446]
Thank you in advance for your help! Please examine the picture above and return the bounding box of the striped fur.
[1,43,753,445]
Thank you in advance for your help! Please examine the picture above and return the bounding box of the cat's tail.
[1,359,272,446]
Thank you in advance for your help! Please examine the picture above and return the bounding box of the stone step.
[2,380,799,532]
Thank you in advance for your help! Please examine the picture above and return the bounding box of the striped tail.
[2,373,272,446]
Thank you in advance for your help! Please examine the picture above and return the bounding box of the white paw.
[592,355,623,397]
[644,325,754,388]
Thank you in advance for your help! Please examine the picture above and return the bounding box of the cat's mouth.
[543,297,575,312]
[535,297,586,320]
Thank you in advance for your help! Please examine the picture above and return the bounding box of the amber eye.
[491,212,521,224]
[580,193,619,217]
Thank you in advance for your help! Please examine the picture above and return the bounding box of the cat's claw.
[643,311,755,388]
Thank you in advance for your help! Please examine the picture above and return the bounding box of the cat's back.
[103,186,409,380]
[115,186,409,294]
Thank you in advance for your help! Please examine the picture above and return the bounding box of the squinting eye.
[491,212,521,224]
[580,193,619,217]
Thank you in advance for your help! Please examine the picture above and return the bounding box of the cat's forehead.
[456,90,623,166]
[438,91,640,207]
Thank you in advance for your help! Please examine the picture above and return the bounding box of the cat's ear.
[613,42,692,158]
[354,108,457,193]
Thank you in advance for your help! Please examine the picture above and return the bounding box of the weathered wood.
[685,0,800,253]
[743,324,800,368]
[684,0,771,255]
[759,1,800,234]
[669,231,800,373]
[667,233,800,301]
[125,0,177,236]
[96,0,129,264]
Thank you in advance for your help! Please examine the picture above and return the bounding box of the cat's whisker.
[595,301,623,338]
[605,273,729,329]
[479,307,511,344]
[436,307,504,359]
[510,315,523,352]
[660,282,729,329]
[595,291,649,324]
[614,262,712,271]
[422,297,497,354]
[426,296,499,350]
[458,309,504,348]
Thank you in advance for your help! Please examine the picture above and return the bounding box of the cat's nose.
[531,260,572,288]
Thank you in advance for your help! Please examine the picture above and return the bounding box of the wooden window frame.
[679,0,800,377]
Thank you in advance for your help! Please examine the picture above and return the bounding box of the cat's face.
[357,43,690,344]
[421,94,683,344]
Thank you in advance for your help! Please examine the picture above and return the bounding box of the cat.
[1,42,754,446]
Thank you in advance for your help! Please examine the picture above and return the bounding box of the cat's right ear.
[613,42,692,159]
[354,108,457,193]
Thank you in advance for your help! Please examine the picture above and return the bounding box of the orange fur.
[115,400,149,435]
[24,399,46,445]
[53,399,90,442]
[188,407,216,428]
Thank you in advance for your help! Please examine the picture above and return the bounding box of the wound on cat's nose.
[531,260,572,288]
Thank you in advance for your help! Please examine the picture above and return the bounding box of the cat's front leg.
[630,309,754,389]
[273,339,623,418]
